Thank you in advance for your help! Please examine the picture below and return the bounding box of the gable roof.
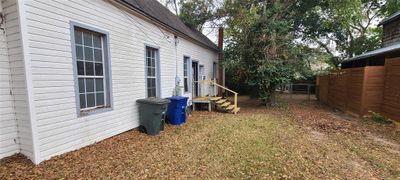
[378,11,400,26]
[120,0,219,52]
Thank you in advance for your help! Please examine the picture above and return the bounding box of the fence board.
[363,66,385,115]
[383,58,400,121]
[346,68,364,115]
[317,75,329,104]
[317,66,385,117]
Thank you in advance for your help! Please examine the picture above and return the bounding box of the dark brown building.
[380,12,400,47]
[341,11,400,69]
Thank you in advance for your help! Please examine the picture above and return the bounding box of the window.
[183,56,189,92]
[146,47,159,97]
[73,26,111,113]
[213,62,217,79]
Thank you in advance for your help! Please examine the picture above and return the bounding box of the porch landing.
[192,97,212,112]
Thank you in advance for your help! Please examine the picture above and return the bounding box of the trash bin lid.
[136,97,170,104]
[167,96,189,101]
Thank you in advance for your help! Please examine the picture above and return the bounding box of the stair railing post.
[234,93,238,109]
[213,78,217,96]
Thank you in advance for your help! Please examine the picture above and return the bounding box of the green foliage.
[381,0,400,16]
[365,111,392,124]
[295,0,389,66]
[349,27,383,56]
[175,0,399,105]
[223,0,306,105]
[178,0,218,30]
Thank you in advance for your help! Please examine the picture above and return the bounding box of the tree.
[178,0,222,31]
[169,0,398,105]
[294,0,396,67]
[382,0,400,16]
[163,0,179,15]
[223,0,307,106]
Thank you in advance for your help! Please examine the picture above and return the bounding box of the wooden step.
[232,107,240,114]
[211,97,222,101]
[216,99,227,104]
[221,102,231,107]
[226,105,235,110]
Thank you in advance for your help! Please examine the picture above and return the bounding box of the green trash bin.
[136,98,170,135]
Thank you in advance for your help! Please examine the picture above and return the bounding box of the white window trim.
[183,56,190,92]
[70,21,113,117]
[213,62,217,80]
[145,45,161,98]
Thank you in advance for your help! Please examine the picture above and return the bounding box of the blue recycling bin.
[166,96,189,125]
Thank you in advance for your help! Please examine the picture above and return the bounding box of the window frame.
[70,21,113,117]
[183,56,190,92]
[145,45,161,98]
[213,62,217,80]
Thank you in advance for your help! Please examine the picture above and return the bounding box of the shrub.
[365,111,392,124]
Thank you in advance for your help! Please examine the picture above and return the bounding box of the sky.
[157,0,387,58]
[157,0,220,44]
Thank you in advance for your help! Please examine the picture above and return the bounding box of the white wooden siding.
[177,38,218,99]
[1,0,33,160]
[0,0,19,158]
[22,0,218,162]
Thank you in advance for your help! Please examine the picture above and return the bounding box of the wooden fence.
[317,66,386,117]
[383,58,400,121]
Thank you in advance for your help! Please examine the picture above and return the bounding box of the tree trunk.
[269,90,276,106]
[280,85,285,94]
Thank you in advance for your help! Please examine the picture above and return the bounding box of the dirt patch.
[368,134,400,148]
[367,134,400,155]
[310,130,326,142]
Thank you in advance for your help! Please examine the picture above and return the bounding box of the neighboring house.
[341,11,400,68]
[317,11,400,121]
[0,0,222,164]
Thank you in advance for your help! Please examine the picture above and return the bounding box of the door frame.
[199,64,205,96]
[192,60,199,97]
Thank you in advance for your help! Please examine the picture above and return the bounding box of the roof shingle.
[121,0,219,51]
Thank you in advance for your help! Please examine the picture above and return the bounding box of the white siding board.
[0,0,19,159]
[0,0,35,161]
[22,0,219,162]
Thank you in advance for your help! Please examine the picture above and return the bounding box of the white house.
[0,0,223,164]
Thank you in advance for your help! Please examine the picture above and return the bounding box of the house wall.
[383,19,400,47]
[177,37,218,98]
[0,0,19,159]
[21,0,218,163]
[0,0,33,161]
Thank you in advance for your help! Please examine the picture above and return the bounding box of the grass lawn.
[1,95,399,179]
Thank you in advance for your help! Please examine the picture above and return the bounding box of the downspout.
[217,27,224,95]
[174,35,181,96]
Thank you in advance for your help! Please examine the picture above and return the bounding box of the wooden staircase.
[194,80,240,114]
[210,97,240,114]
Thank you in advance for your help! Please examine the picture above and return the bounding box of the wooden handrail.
[194,79,239,110]
[194,80,238,95]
